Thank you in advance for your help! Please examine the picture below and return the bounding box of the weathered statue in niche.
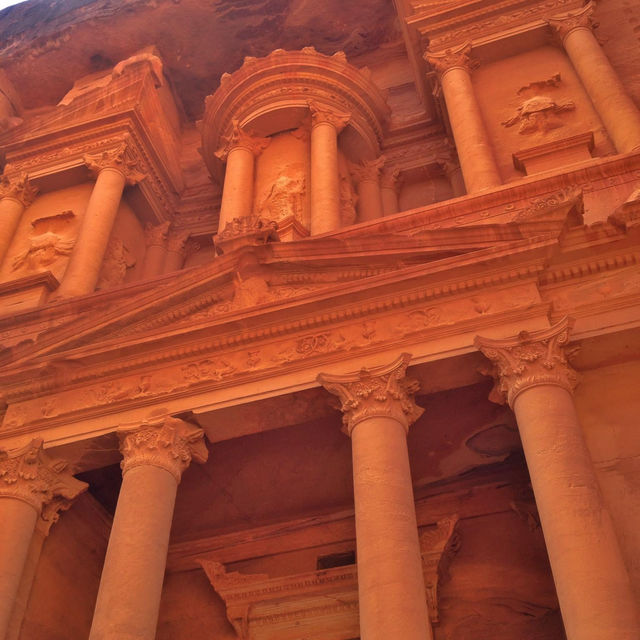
[257,171,305,223]
[11,210,76,273]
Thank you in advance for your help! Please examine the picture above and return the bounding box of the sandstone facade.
[0,0,639,638]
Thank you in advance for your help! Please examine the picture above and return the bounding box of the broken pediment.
[199,516,459,639]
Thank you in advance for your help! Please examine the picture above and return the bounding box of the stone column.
[141,221,170,279]
[215,120,269,235]
[475,318,640,640]
[318,354,433,640]
[380,166,402,215]
[351,157,385,222]
[0,173,38,269]
[426,44,501,193]
[0,439,87,640]
[548,3,640,153]
[163,230,191,273]
[58,138,146,298]
[89,417,208,640]
[309,102,350,235]
[6,497,78,640]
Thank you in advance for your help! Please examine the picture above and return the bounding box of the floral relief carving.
[474,317,579,407]
[118,416,208,482]
[0,172,38,207]
[425,43,475,78]
[215,120,270,161]
[308,101,351,132]
[547,2,596,42]
[0,438,87,512]
[83,137,146,185]
[317,353,424,435]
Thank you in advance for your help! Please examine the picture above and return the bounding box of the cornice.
[407,0,584,49]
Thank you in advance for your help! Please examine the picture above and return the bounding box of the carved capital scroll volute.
[547,2,596,44]
[308,101,351,133]
[214,119,270,162]
[380,166,402,193]
[425,42,476,80]
[118,416,209,483]
[145,221,171,248]
[83,136,147,185]
[350,156,385,184]
[474,317,579,408]
[0,172,39,208]
[0,438,88,513]
[317,353,424,436]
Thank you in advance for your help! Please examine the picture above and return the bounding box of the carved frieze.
[317,353,424,435]
[118,416,208,483]
[474,317,579,407]
[0,438,87,512]
[214,216,279,255]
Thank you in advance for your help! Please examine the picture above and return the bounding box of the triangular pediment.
[0,207,578,371]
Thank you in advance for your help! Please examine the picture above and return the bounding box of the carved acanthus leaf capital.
[380,166,403,192]
[0,438,87,513]
[119,416,208,483]
[145,221,171,247]
[351,156,385,184]
[547,2,596,43]
[0,172,39,207]
[317,353,424,436]
[474,317,579,407]
[425,43,476,79]
[308,101,351,133]
[215,120,270,161]
[84,137,146,185]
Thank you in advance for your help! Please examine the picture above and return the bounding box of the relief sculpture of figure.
[502,95,575,134]
[257,173,305,223]
[11,232,75,272]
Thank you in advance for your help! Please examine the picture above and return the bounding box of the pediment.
[0,210,577,371]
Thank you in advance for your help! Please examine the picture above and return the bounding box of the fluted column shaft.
[475,319,640,640]
[309,103,350,235]
[59,140,145,298]
[0,440,86,640]
[89,418,207,640]
[216,121,269,235]
[0,175,38,269]
[426,45,501,193]
[352,158,384,222]
[549,4,640,153]
[319,354,432,640]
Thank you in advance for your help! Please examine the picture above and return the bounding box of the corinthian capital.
[0,172,38,207]
[474,317,579,407]
[215,120,270,161]
[425,43,475,79]
[145,221,171,247]
[380,166,402,192]
[0,438,87,513]
[547,2,595,43]
[119,416,208,483]
[308,101,351,132]
[317,353,424,436]
[351,156,385,184]
[84,137,146,185]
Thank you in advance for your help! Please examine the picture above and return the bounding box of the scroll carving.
[350,156,385,184]
[83,137,146,185]
[317,353,424,435]
[145,221,171,247]
[215,120,270,161]
[547,2,595,43]
[425,43,475,79]
[308,101,350,132]
[474,317,579,407]
[0,173,38,208]
[0,438,87,512]
[118,416,208,483]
